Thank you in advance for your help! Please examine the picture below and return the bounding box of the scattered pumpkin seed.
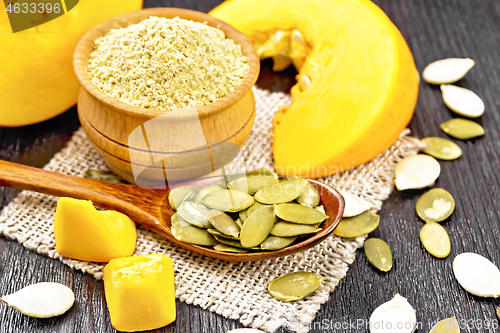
[213,244,249,253]
[333,212,380,238]
[83,170,127,184]
[239,209,248,223]
[202,189,254,212]
[267,272,324,302]
[207,228,239,240]
[422,58,475,84]
[420,137,462,160]
[441,84,485,118]
[270,221,321,237]
[228,175,279,194]
[274,203,328,224]
[213,235,245,248]
[369,294,416,333]
[296,181,320,207]
[260,235,297,251]
[440,118,484,140]
[255,178,307,204]
[247,201,266,217]
[428,316,460,333]
[168,186,194,211]
[416,188,455,223]
[0,282,74,318]
[240,206,277,248]
[394,154,441,190]
[171,223,218,246]
[420,222,451,258]
[195,185,224,203]
[177,201,212,228]
[337,189,373,217]
[364,238,393,272]
[453,252,500,297]
[207,210,240,238]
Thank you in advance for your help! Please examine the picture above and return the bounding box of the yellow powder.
[86,16,248,110]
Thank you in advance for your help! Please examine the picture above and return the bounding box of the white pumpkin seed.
[177,201,212,228]
[416,188,455,223]
[337,190,373,217]
[255,178,307,204]
[369,294,416,333]
[422,58,474,84]
[240,206,277,248]
[441,84,485,118]
[168,186,193,211]
[0,282,74,318]
[202,189,254,212]
[171,223,218,246]
[428,316,460,333]
[260,235,297,251]
[453,253,500,298]
[207,210,240,238]
[268,272,324,302]
[440,118,484,140]
[419,222,451,258]
[296,181,320,207]
[270,221,321,237]
[420,137,462,160]
[333,212,380,238]
[394,154,441,190]
[274,203,328,224]
[195,185,224,203]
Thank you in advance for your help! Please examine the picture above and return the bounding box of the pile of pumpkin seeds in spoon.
[168,168,329,253]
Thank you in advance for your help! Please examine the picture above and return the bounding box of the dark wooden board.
[1,0,500,332]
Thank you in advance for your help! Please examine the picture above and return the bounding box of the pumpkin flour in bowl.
[86,16,249,110]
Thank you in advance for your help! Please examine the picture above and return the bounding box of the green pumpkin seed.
[177,201,212,228]
[168,186,194,211]
[213,235,245,248]
[416,188,455,223]
[440,118,484,140]
[255,178,307,204]
[83,170,127,184]
[228,175,279,194]
[218,168,277,188]
[240,206,277,248]
[195,185,224,203]
[207,228,239,240]
[267,272,324,302]
[247,201,266,217]
[183,189,199,202]
[171,213,191,228]
[201,189,254,212]
[270,221,321,237]
[296,181,320,207]
[274,203,328,224]
[260,235,297,250]
[171,223,218,246]
[207,210,240,238]
[428,316,460,333]
[239,209,248,223]
[213,244,249,253]
[333,212,380,238]
[419,222,451,258]
[234,218,243,229]
[364,238,392,272]
[421,137,462,160]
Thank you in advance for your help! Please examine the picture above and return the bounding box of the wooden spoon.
[0,160,344,262]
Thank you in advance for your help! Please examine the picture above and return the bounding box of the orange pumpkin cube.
[103,254,176,332]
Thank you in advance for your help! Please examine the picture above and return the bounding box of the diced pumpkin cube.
[103,254,176,331]
[54,197,136,262]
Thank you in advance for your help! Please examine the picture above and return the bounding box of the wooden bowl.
[73,8,259,183]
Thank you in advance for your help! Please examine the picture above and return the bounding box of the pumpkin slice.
[210,0,419,178]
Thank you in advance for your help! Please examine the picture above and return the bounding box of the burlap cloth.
[0,87,422,332]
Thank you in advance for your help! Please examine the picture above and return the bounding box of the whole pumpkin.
[0,0,143,127]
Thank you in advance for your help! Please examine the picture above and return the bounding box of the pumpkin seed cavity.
[416,188,455,223]
[419,222,451,258]
[428,316,460,333]
[441,84,485,118]
[333,212,380,238]
[452,252,500,298]
[267,272,324,302]
[369,294,416,333]
[394,154,441,190]
[422,58,474,84]
[440,118,484,140]
[364,238,392,272]
[420,137,462,160]
[337,189,372,217]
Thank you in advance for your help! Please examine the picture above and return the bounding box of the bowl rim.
[73,7,260,119]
